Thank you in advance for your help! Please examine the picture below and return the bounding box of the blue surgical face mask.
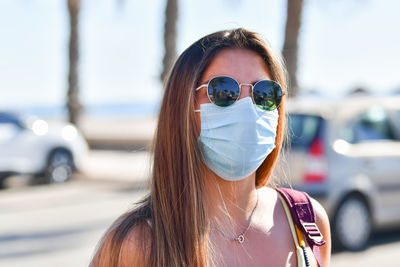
[196,97,279,181]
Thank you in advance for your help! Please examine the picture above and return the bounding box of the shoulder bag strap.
[276,187,326,267]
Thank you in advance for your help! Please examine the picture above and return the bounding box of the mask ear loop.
[195,83,208,113]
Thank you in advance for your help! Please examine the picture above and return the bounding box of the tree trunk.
[282,0,303,97]
[67,0,82,126]
[160,0,178,83]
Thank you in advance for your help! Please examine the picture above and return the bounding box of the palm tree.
[66,0,82,126]
[160,0,178,83]
[282,0,304,97]
[66,0,178,128]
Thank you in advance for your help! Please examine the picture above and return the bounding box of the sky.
[1,0,399,110]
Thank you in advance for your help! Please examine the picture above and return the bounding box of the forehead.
[201,48,271,84]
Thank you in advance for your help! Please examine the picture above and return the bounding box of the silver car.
[282,95,400,251]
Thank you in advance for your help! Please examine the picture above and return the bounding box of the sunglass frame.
[195,75,286,111]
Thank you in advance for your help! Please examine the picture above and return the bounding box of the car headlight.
[32,119,49,136]
[62,124,78,141]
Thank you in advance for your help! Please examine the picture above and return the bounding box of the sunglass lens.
[208,76,239,107]
[253,80,283,111]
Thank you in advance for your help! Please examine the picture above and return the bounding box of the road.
[0,179,148,267]
[1,179,399,267]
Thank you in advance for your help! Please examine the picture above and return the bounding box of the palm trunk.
[282,0,303,97]
[160,0,178,83]
[67,0,82,126]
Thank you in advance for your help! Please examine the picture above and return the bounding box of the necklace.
[211,190,259,244]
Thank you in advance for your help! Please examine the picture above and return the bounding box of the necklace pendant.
[236,234,245,244]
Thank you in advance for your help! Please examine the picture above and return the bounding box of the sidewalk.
[76,149,152,187]
[74,115,156,186]
[79,116,157,150]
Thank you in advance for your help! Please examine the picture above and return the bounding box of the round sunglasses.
[195,76,286,111]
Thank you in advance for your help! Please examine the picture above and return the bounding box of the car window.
[0,113,24,132]
[394,110,400,129]
[0,113,18,124]
[340,106,396,143]
[288,114,322,149]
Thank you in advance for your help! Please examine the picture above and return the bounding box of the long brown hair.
[91,28,288,267]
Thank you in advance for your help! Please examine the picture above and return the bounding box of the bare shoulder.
[310,197,332,266]
[91,221,151,267]
[258,186,279,203]
[120,222,151,266]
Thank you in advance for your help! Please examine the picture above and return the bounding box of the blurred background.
[1,0,400,266]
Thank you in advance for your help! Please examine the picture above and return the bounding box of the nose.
[238,83,253,99]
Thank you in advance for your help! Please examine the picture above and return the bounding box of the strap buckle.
[302,222,324,243]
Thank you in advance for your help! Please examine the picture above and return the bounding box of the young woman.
[91,28,331,267]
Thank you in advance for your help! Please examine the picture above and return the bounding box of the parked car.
[0,111,88,187]
[283,95,400,251]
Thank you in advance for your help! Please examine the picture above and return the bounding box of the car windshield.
[0,113,25,129]
[287,114,322,149]
[340,106,397,143]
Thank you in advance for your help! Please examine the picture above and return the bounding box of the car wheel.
[333,195,371,251]
[44,149,74,183]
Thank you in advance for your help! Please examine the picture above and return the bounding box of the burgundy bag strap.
[276,187,326,267]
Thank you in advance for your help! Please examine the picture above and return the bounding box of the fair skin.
[117,48,331,267]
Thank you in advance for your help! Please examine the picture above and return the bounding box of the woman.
[91,28,331,267]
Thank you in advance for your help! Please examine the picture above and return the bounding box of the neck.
[204,170,258,234]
